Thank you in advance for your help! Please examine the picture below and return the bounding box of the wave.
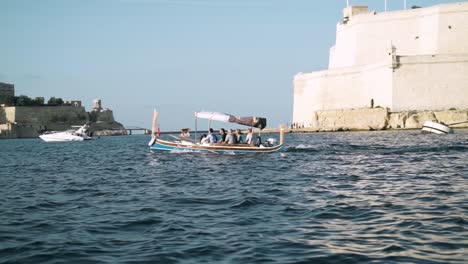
[119,218,163,229]
[1,133,467,264]
[284,143,468,155]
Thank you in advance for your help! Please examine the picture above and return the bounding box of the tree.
[15,95,33,106]
[48,97,57,106]
[47,97,64,106]
[0,94,15,106]
[55,98,64,106]
[34,97,45,106]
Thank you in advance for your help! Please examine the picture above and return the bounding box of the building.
[93,99,102,111]
[293,2,468,126]
[0,82,15,97]
[65,100,82,107]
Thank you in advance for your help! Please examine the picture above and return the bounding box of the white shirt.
[244,132,253,144]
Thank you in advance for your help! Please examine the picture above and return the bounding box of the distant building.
[0,82,15,97]
[93,99,102,111]
[65,100,82,107]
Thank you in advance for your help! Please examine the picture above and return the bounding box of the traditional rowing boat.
[148,111,285,154]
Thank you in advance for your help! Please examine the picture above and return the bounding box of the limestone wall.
[0,123,13,138]
[293,2,468,125]
[294,53,468,126]
[89,109,115,123]
[297,108,468,132]
[311,108,389,131]
[0,108,5,124]
[293,60,393,126]
[89,121,127,136]
[0,106,126,139]
[330,2,468,68]
[0,107,15,123]
[438,4,468,54]
[392,54,468,111]
[13,106,88,131]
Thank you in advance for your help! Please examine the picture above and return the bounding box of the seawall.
[0,106,127,139]
[289,108,468,133]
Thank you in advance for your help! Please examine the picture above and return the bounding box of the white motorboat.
[421,121,453,134]
[39,124,94,142]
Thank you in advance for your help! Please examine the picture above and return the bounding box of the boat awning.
[195,111,267,130]
[195,112,231,122]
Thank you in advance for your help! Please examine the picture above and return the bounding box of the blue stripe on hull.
[150,142,283,155]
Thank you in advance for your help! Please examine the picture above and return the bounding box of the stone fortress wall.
[293,2,468,130]
[0,82,14,97]
[0,106,88,138]
[0,100,127,139]
[300,108,468,132]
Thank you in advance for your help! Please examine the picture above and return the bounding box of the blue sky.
[0,0,463,130]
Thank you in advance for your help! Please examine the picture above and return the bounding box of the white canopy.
[195,111,267,129]
[194,112,231,122]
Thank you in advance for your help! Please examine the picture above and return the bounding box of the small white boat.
[39,124,94,142]
[421,121,453,134]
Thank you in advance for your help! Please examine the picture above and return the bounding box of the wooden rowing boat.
[148,111,285,154]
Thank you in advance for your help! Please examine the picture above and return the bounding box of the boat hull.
[39,132,92,142]
[150,138,283,154]
[421,121,453,134]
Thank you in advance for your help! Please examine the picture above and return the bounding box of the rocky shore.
[255,108,468,134]
[286,108,468,133]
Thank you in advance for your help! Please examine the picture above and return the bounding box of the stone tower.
[93,99,102,111]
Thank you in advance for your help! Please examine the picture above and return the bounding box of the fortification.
[0,99,126,139]
[0,82,15,97]
[293,2,468,129]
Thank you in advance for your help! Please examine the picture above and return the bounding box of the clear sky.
[0,0,463,131]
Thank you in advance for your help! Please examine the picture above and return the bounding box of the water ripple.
[0,131,467,263]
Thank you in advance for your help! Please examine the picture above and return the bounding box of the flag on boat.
[195,111,267,130]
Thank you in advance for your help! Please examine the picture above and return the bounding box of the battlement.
[293,2,468,127]
[0,82,14,97]
[330,2,468,68]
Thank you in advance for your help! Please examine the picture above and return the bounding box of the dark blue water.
[1,130,467,263]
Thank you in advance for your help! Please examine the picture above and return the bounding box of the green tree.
[15,95,33,106]
[55,98,64,105]
[48,97,57,106]
[34,97,45,106]
[47,97,64,106]
[0,94,14,106]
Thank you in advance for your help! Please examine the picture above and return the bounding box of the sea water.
[1,130,467,263]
